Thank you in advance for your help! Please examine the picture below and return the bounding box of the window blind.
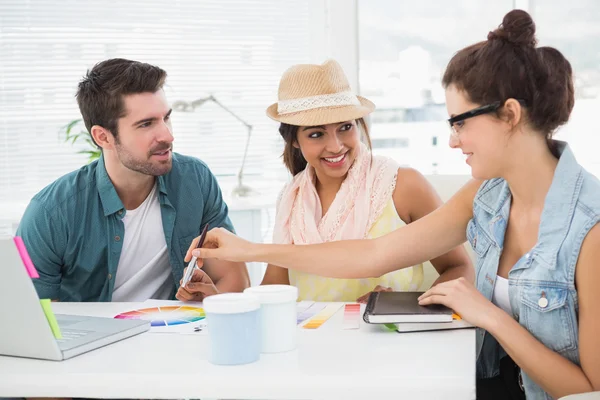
[0,0,311,212]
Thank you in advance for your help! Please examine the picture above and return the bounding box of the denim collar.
[473,141,583,269]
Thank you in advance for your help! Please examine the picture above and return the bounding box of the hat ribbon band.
[277,90,360,115]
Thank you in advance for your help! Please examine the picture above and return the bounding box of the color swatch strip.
[297,302,326,325]
[342,303,361,329]
[296,300,314,314]
[302,303,344,329]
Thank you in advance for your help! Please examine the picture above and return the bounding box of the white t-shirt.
[111,184,173,302]
[492,275,512,315]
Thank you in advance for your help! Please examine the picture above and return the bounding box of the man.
[17,58,249,302]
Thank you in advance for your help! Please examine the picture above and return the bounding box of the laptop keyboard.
[56,329,93,344]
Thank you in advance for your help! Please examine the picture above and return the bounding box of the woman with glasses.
[189,9,600,399]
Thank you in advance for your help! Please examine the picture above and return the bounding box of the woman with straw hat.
[256,59,472,302]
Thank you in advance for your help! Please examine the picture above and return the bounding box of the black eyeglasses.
[447,99,527,133]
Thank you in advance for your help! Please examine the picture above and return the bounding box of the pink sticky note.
[13,236,39,278]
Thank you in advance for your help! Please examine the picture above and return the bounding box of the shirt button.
[538,296,548,308]
[108,273,112,280]
[114,235,121,242]
[525,253,530,259]
[117,210,124,216]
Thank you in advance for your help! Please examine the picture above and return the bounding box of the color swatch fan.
[114,305,205,327]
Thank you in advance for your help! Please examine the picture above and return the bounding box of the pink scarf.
[273,143,399,245]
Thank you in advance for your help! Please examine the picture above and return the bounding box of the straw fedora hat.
[266,59,375,126]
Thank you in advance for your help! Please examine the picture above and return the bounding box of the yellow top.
[288,199,424,302]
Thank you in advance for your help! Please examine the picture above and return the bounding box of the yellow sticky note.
[40,299,62,339]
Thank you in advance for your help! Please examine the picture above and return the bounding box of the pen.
[181,223,209,289]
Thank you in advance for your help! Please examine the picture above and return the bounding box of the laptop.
[0,236,150,361]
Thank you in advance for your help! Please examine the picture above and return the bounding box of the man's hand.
[176,267,219,302]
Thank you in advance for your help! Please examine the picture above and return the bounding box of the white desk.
[0,302,476,399]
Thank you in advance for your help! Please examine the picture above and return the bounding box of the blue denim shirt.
[16,153,234,302]
[468,141,600,399]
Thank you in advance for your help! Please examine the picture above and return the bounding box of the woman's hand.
[186,227,255,264]
[418,277,499,329]
[356,285,393,304]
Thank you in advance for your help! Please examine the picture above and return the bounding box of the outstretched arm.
[192,180,481,280]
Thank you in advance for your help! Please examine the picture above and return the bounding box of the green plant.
[61,119,101,163]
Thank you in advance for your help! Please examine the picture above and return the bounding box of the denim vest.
[468,142,600,399]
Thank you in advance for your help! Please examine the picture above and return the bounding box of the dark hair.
[442,9,574,143]
[75,58,167,144]
[279,118,372,176]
